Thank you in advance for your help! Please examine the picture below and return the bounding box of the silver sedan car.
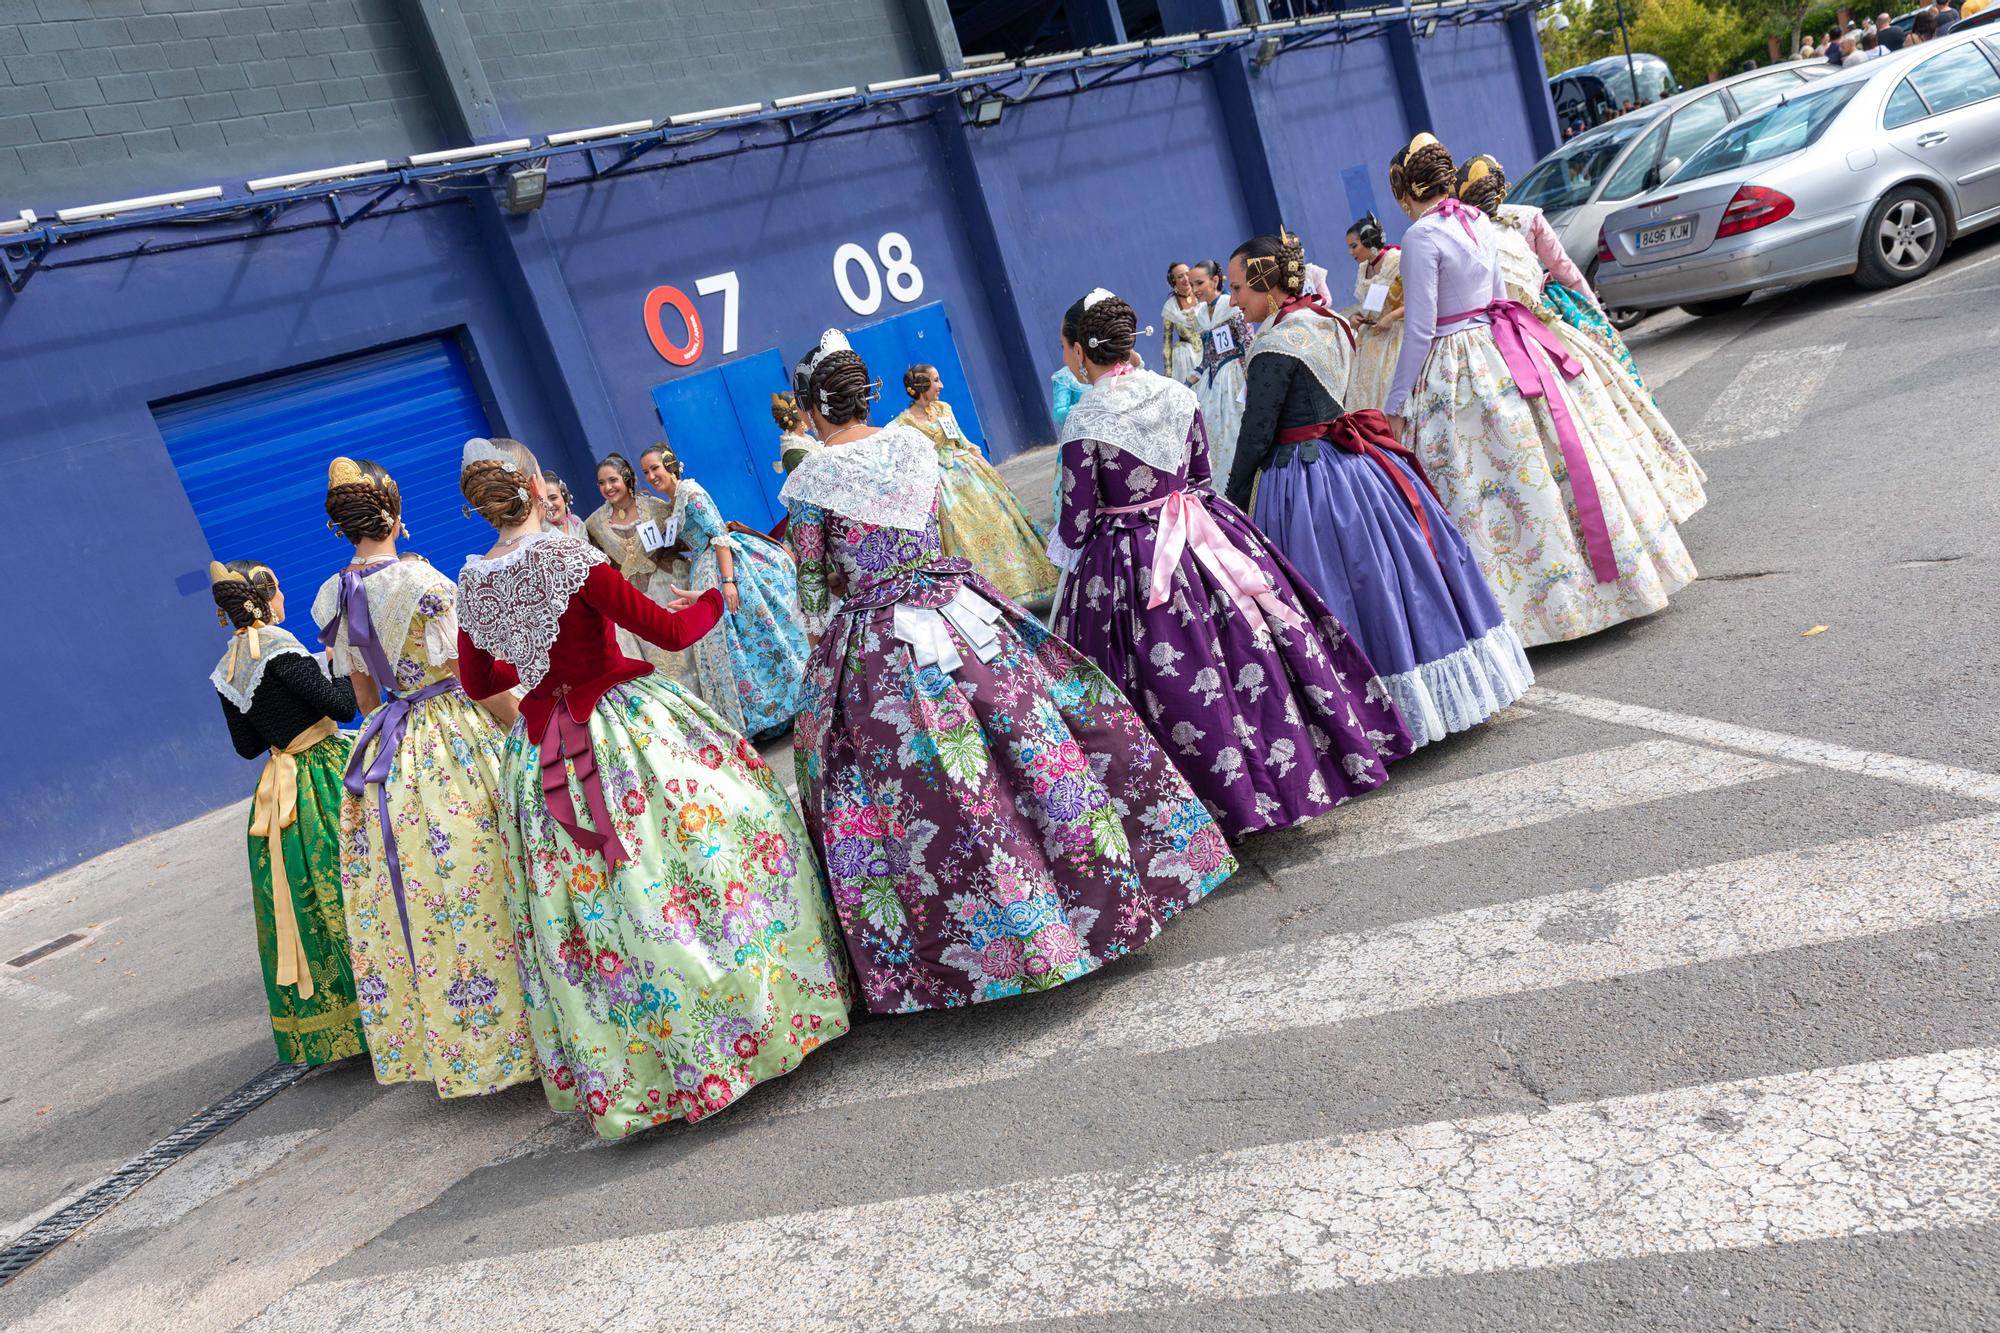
[1596,30,2000,314]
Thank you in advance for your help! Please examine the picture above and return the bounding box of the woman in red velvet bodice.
[452,436,850,1140]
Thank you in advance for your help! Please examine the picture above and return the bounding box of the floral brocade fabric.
[497,677,850,1137]
[789,495,1235,1013]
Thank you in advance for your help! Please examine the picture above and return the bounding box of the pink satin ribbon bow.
[1106,489,1305,635]
[1432,196,1483,241]
[1440,299,1621,585]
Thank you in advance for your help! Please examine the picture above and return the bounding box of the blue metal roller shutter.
[156,337,497,643]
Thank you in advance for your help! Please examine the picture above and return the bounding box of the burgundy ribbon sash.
[1438,299,1620,585]
[1277,409,1444,565]
[539,686,633,869]
[345,675,460,965]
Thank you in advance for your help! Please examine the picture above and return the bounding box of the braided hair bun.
[902,364,938,403]
[808,349,873,426]
[1455,154,1508,218]
[324,456,403,543]
[770,392,804,433]
[210,559,279,630]
[1390,134,1457,205]
[1231,228,1307,297]
[460,437,540,528]
[1061,291,1138,367]
[1348,212,1386,250]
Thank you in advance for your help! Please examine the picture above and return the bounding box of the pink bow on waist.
[1439,298,1621,585]
[1103,489,1305,636]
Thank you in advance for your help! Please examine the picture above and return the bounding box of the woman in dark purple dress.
[1048,289,1414,839]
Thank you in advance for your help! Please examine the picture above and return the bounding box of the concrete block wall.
[460,0,930,133]
[0,0,444,207]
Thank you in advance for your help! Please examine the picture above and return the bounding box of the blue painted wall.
[0,17,1558,891]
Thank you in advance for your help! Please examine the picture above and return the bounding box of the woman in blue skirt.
[1221,228,1532,746]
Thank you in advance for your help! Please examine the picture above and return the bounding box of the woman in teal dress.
[641,443,809,740]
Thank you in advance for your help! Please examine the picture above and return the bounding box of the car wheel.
[1680,294,1752,317]
[1856,186,1944,289]
[1606,306,1647,331]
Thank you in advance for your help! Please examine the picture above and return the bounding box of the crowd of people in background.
[1800,0,1964,61]
[201,128,1710,1143]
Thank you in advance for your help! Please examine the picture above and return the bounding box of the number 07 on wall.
[644,271,739,366]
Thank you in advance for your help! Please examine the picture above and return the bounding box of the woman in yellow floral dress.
[891,364,1060,604]
[313,458,536,1098]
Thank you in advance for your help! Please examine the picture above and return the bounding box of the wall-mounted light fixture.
[1253,35,1283,68]
[504,165,547,213]
[971,97,1004,127]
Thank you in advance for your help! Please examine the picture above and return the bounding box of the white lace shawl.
[210,625,314,713]
[1247,308,1354,406]
[778,423,940,530]
[310,558,458,679]
[456,531,607,691]
[1058,369,1198,473]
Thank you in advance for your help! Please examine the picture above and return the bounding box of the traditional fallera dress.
[551,512,589,542]
[892,399,1061,605]
[584,497,691,683]
[1161,295,1203,384]
[1344,246,1403,413]
[776,430,819,475]
[1049,366,1414,836]
[1051,366,1087,429]
[667,477,810,739]
[1387,199,1696,648]
[312,557,533,1097]
[1195,294,1252,483]
[782,425,1236,1014]
[456,532,849,1135]
[1499,202,1707,524]
[212,625,367,1066]
[1226,293,1532,746]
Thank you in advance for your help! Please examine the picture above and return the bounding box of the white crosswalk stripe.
[1691,343,1845,451]
[566,810,2000,1127]
[253,1048,2000,1331]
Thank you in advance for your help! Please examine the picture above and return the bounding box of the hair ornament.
[1406,131,1440,156]
[804,328,852,380]
[1083,287,1115,309]
[462,437,520,474]
[327,456,366,489]
[210,559,241,585]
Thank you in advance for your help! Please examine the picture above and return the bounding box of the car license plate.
[1639,219,1694,249]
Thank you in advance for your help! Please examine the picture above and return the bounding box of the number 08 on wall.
[643,232,927,366]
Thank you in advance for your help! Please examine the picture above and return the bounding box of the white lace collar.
[210,625,312,713]
[779,424,939,530]
[1248,307,1354,407]
[1058,368,1198,472]
[310,556,446,679]
[456,531,606,691]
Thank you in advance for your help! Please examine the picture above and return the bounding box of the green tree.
[1628,0,1760,83]
[1540,0,1618,75]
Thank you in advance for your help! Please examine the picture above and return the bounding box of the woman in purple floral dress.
[782,331,1235,1014]
[1050,291,1414,838]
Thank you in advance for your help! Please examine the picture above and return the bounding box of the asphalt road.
[2,238,1998,1331]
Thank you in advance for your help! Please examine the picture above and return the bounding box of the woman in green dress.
[208,559,366,1066]
[891,364,1060,605]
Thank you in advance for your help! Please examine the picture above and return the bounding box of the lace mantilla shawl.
[211,625,314,713]
[778,423,940,530]
[1489,217,1555,314]
[310,558,457,678]
[1248,308,1354,406]
[1058,368,1199,472]
[457,531,607,691]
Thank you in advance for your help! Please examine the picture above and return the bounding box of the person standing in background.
[1161,262,1203,385]
[1190,258,1252,484]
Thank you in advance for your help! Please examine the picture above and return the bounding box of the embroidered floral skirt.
[498,676,849,1138]
[246,733,366,1066]
[793,566,1236,1014]
[1345,320,1402,414]
[1052,490,1415,838]
[937,447,1061,605]
[1405,327,1697,648]
[1196,362,1248,488]
[340,688,536,1098]
[1542,290,1707,526]
[687,532,810,741]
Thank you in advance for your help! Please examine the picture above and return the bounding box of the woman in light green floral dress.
[314,457,536,1098]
